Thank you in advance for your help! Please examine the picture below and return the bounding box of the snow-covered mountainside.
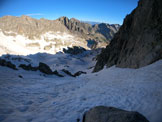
[0,30,87,55]
[0,51,162,122]
[0,15,120,56]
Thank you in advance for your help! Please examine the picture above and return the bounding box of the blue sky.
[0,0,139,24]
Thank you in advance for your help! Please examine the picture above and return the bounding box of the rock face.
[58,16,120,46]
[83,106,149,122]
[94,0,162,72]
[0,15,68,39]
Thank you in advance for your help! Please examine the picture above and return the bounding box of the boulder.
[83,106,149,122]
[38,62,53,74]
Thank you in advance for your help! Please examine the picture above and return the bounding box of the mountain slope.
[94,0,162,72]
[0,16,120,56]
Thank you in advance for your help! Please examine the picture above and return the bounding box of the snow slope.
[0,53,162,122]
[0,30,89,56]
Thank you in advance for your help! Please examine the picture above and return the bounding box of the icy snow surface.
[0,54,162,122]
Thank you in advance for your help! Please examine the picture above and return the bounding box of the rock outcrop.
[38,62,53,74]
[19,64,38,71]
[94,0,162,72]
[0,58,17,70]
[83,106,149,122]
[62,69,86,77]
[19,63,63,77]
[63,46,86,55]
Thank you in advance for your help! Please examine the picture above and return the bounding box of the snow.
[0,50,162,122]
[0,31,89,56]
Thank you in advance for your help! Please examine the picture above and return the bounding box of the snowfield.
[0,52,162,122]
[0,30,89,56]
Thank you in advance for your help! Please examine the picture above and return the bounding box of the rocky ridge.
[0,15,120,56]
[58,16,120,47]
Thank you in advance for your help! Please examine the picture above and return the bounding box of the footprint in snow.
[0,108,14,114]
[17,106,29,112]
[0,115,6,121]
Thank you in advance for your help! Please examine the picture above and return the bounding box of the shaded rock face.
[94,0,162,72]
[83,106,149,122]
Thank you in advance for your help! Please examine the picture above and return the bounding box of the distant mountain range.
[0,15,120,55]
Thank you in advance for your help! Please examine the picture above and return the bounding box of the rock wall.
[94,0,162,72]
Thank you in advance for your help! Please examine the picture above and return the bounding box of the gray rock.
[82,106,149,122]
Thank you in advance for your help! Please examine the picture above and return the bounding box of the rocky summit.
[94,0,162,72]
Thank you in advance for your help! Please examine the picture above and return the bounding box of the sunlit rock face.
[0,15,120,56]
[94,0,162,72]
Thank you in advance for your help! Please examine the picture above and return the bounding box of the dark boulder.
[83,106,149,122]
[38,62,53,74]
